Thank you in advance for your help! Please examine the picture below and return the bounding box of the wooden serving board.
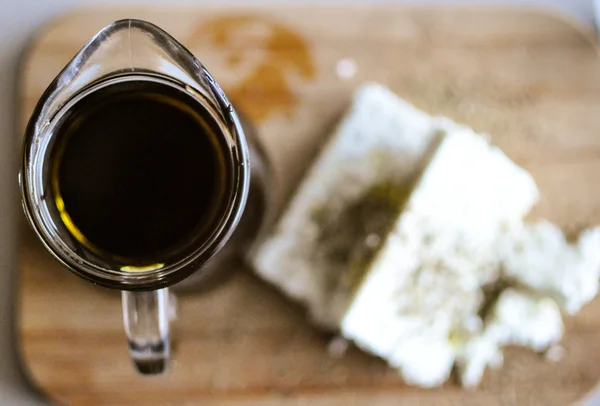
[17,6,600,406]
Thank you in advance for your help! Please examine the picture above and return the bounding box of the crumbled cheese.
[456,288,563,387]
[501,221,600,314]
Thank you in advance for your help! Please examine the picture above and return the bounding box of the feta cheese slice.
[252,83,442,328]
[341,127,539,387]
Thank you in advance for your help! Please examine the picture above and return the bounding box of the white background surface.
[0,0,597,405]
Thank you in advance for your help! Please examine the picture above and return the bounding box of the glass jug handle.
[122,289,172,374]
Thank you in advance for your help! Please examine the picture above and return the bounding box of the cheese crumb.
[545,345,566,363]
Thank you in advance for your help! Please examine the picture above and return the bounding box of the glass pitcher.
[19,19,273,375]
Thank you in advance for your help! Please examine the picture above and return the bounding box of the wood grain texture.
[17,6,600,406]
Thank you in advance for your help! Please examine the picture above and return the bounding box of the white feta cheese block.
[501,221,600,314]
[341,128,539,387]
[456,288,563,387]
[252,83,443,328]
